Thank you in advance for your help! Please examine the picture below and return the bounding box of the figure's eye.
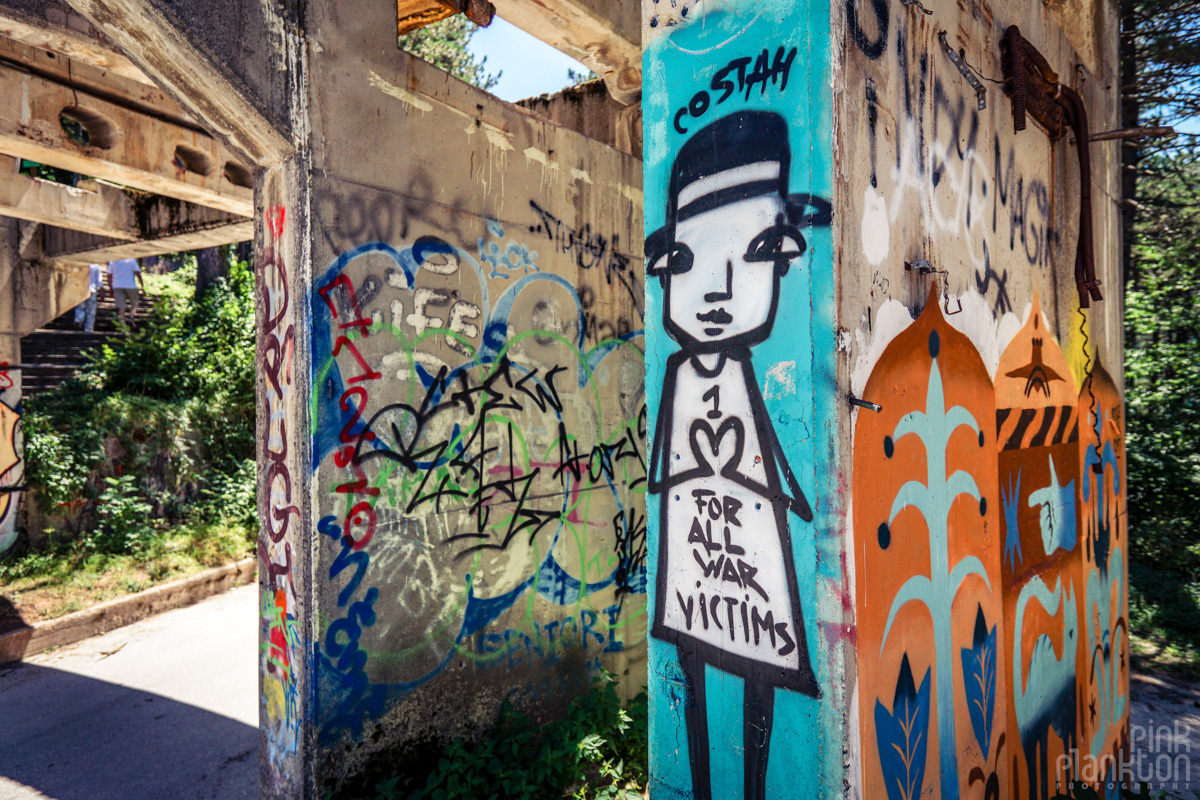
[744,216,807,263]
[655,243,693,274]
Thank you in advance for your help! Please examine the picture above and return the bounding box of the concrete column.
[0,219,25,555]
[258,2,647,796]
[256,155,313,798]
[0,217,86,556]
[642,0,1125,797]
[642,3,844,797]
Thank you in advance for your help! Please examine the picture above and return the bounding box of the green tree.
[1119,0,1200,671]
[400,15,500,91]
[1125,151,1200,571]
[1118,0,1200,284]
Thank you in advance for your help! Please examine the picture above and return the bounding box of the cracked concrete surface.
[0,583,257,800]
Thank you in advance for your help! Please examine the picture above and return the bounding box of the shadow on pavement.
[0,662,257,800]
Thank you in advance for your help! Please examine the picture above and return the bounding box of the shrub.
[21,253,258,548]
[87,475,155,554]
[336,673,648,800]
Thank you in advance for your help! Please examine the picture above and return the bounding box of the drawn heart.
[689,417,745,478]
[265,206,286,241]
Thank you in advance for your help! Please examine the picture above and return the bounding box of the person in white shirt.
[74,263,104,331]
[106,258,145,326]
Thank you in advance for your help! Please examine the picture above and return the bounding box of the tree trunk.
[194,246,226,300]
[1119,0,1140,290]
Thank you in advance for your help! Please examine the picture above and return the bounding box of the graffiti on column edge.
[259,204,302,776]
[0,365,21,554]
[309,208,647,744]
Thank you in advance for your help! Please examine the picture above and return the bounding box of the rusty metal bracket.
[938,32,986,111]
[398,0,494,38]
[1000,26,1102,308]
[1000,26,1067,139]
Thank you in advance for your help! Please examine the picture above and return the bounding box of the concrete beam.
[62,0,295,167]
[0,36,199,131]
[0,62,254,215]
[0,154,137,239]
[491,0,640,104]
[42,214,252,264]
[0,2,153,85]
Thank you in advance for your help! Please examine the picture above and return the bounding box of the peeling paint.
[367,70,432,112]
[860,186,888,266]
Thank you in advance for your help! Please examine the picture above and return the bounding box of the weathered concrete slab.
[0,62,254,215]
[41,210,253,264]
[62,0,300,166]
[493,0,640,103]
[0,154,139,239]
[0,0,153,84]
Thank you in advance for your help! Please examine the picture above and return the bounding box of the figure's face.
[663,195,800,351]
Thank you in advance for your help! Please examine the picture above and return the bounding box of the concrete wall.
[839,0,1126,797]
[517,80,642,157]
[0,216,87,555]
[641,2,844,797]
[258,3,646,796]
[642,0,1123,796]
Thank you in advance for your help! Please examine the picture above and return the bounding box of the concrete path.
[0,583,258,800]
[1130,671,1200,796]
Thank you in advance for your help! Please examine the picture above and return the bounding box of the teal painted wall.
[643,2,840,797]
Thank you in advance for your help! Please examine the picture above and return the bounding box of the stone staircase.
[19,294,156,398]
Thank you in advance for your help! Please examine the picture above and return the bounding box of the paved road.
[0,583,258,800]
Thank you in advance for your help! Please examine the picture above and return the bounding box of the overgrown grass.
[0,517,253,626]
[1129,560,1200,677]
[334,673,649,800]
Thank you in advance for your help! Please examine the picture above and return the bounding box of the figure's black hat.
[646,110,831,274]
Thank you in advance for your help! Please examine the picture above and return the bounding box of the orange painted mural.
[854,290,1006,800]
[996,295,1083,800]
[854,290,1128,800]
[1077,364,1130,786]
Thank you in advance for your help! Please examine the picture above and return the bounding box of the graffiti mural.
[647,109,826,800]
[0,361,21,554]
[309,196,647,746]
[644,1,841,796]
[259,195,303,790]
[854,291,1127,799]
[996,295,1083,800]
[1078,365,1129,779]
[854,292,1006,800]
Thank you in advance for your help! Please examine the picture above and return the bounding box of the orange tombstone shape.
[853,287,1005,800]
[0,399,20,526]
[995,295,1084,800]
[1076,363,1130,788]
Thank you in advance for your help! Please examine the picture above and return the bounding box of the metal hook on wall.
[999,25,1103,308]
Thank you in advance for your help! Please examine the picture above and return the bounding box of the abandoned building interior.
[0,0,1128,797]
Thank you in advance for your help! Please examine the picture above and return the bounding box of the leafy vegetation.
[399,16,500,91]
[5,254,257,621]
[1118,0,1200,677]
[1125,149,1200,675]
[334,673,648,800]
